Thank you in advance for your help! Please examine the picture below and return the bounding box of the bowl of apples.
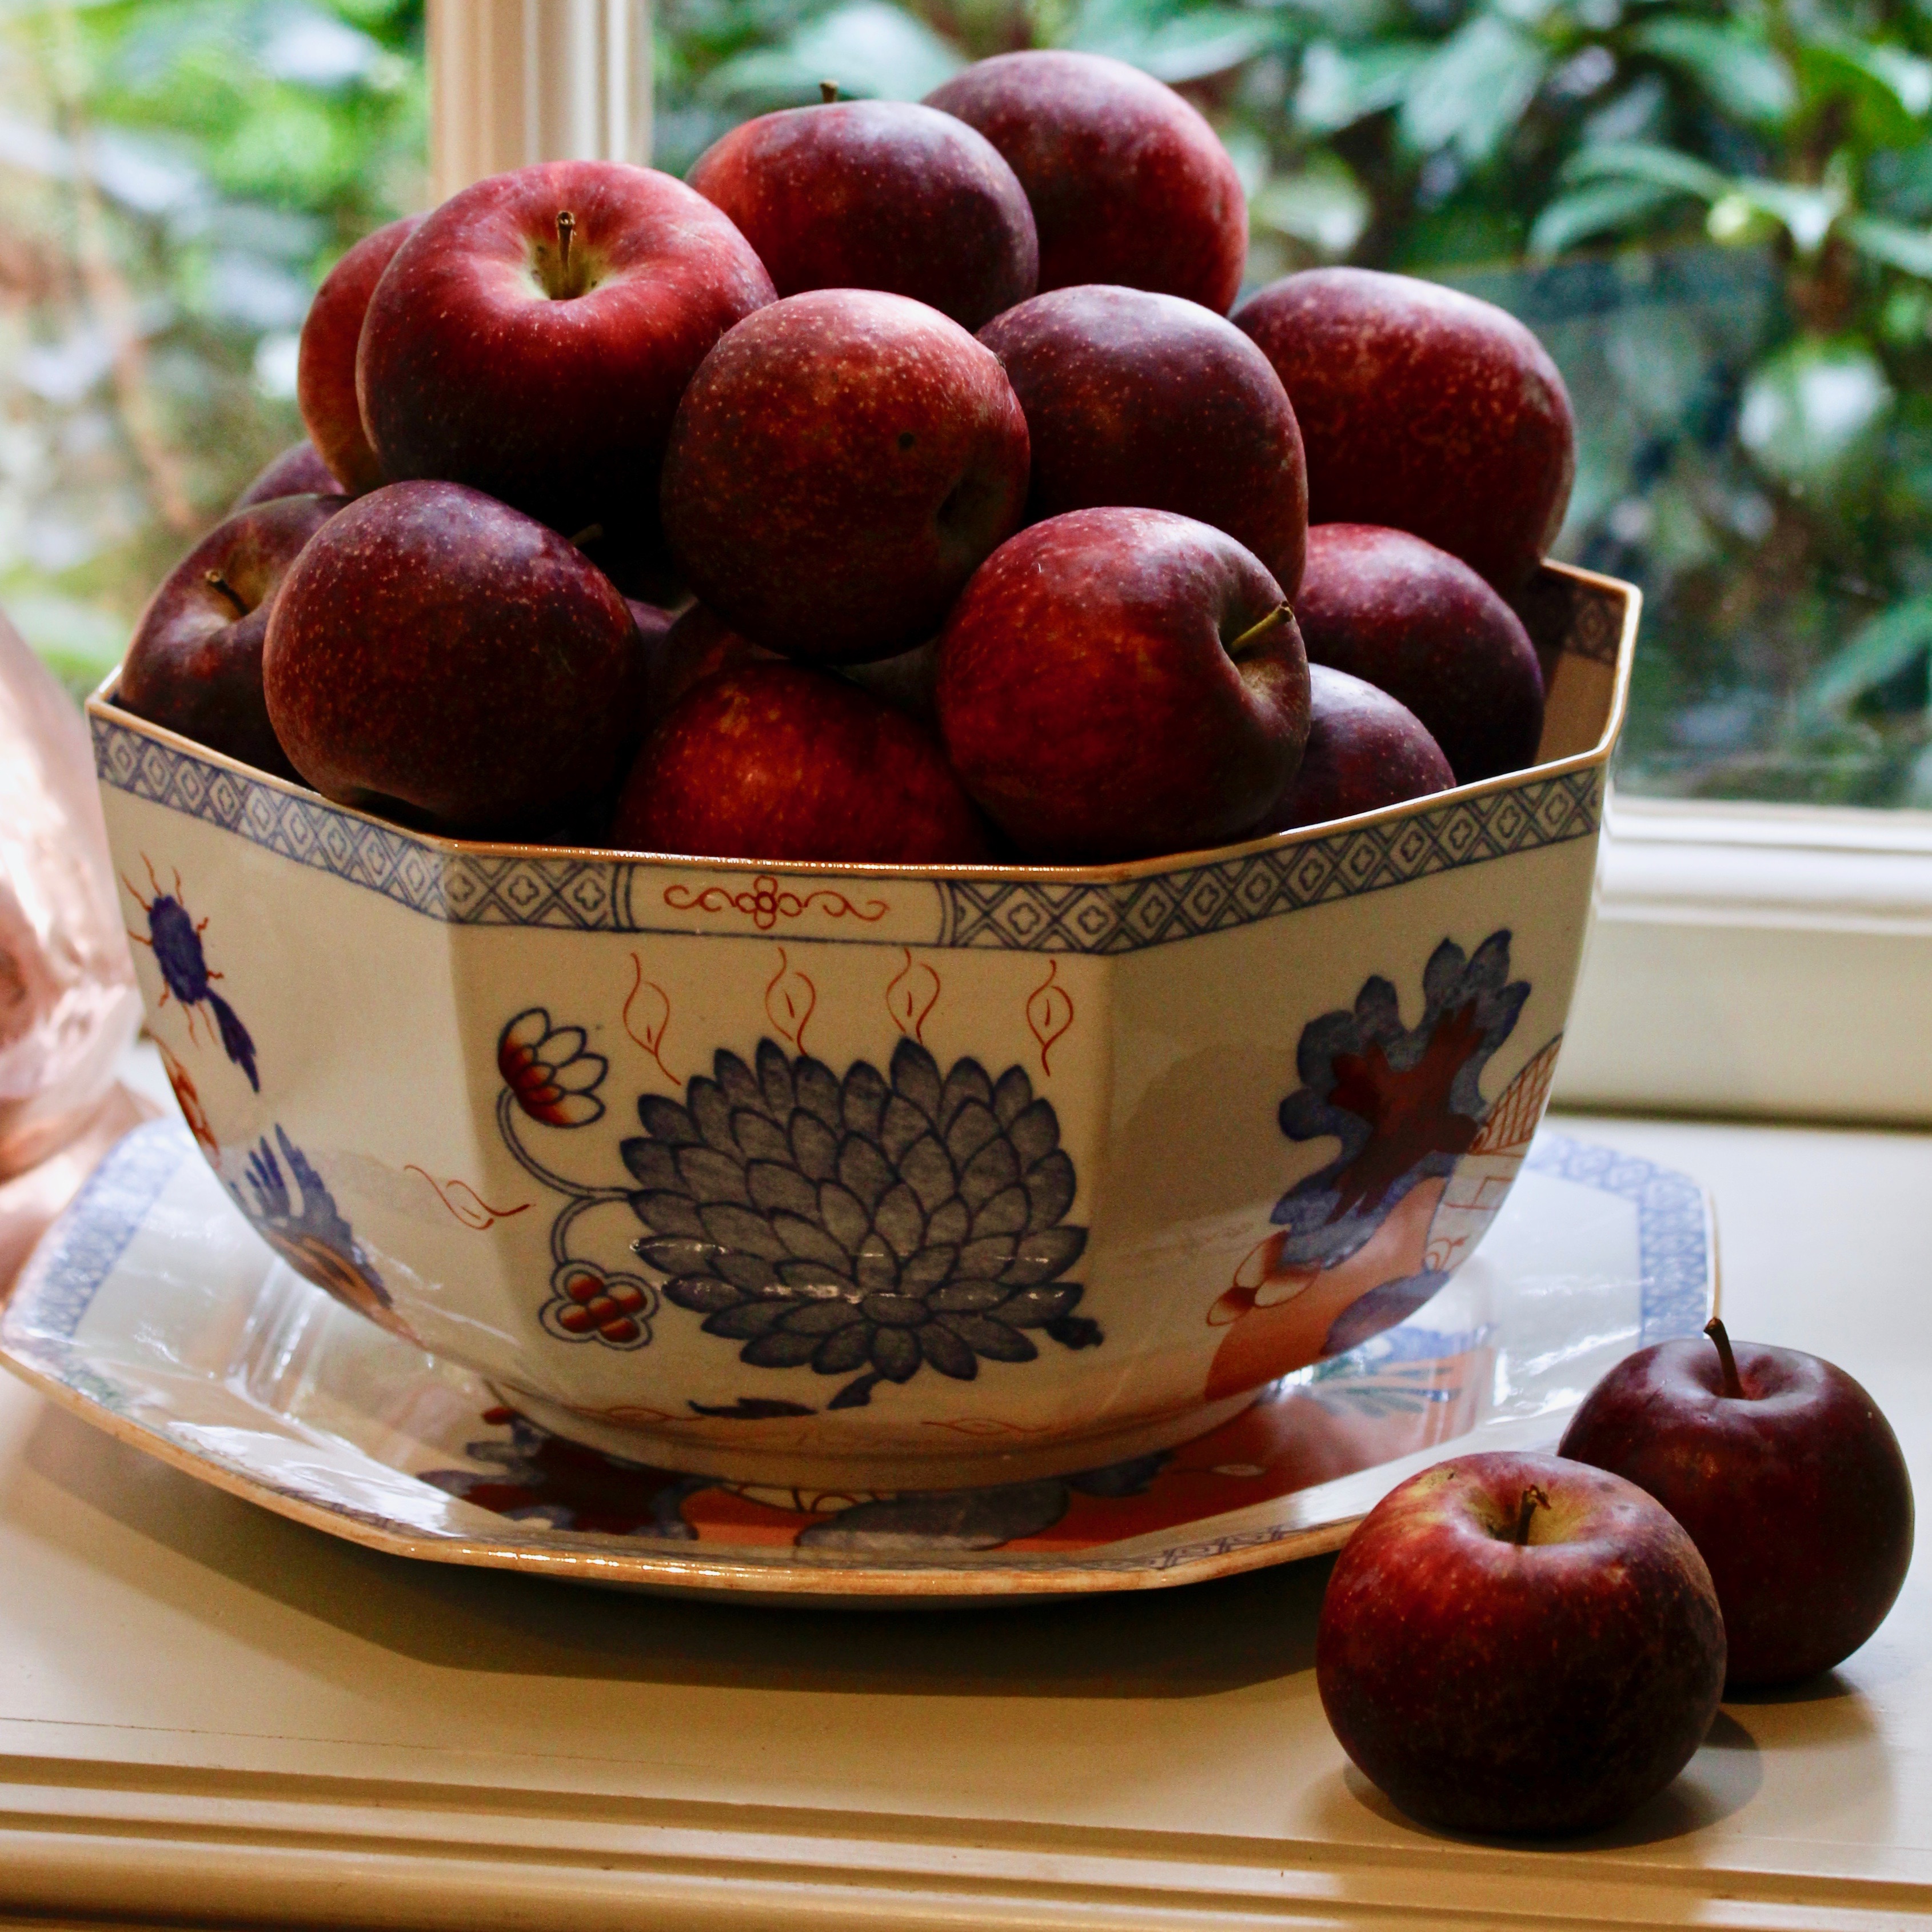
[89,52,1635,1493]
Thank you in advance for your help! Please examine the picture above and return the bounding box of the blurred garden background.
[7,0,1932,803]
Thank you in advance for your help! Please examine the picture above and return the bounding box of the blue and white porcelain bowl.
[88,561,1636,1492]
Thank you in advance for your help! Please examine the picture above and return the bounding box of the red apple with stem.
[1234,268,1574,594]
[263,481,637,835]
[609,662,991,865]
[230,439,341,512]
[935,507,1310,863]
[660,289,1029,664]
[979,284,1308,596]
[687,93,1037,332]
[1559,1316,1914,1688]
[926,51,1247,313]
[118,492,344,780]
[358,161,775,543]
[297,214,420,496]
[1318,1451,1726,1835]
[1296,524,1544,785]
[1257,663,1454,832]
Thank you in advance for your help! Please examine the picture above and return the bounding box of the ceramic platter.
[2,1120,1713,1606]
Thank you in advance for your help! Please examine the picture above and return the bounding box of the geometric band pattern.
[94,719,1603,956]
[935,768,1602,952]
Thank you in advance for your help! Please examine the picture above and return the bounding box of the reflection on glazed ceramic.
[0,1117,1714,1598]
[422,1334,1493,1553]
[89,564,1635,1489]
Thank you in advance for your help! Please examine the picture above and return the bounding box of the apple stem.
[1227,601,1293,658]
[569,522,605,549]
[1705,1315,1747,1398]
[556,209,576,292]
[820,79,840,102]
[202,568,247,617]
[1513,1484,1550,1546]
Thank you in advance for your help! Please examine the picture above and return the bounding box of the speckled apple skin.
[687,100,1037,332]
[612,662,991,865]
[358,161,775,539]
[262,481,637,833]
[230,440,341,513]
[1235,268,1575,594]
[1559,1338,1915,1687]
[925,51,1247,314]
[1297,524,1544,786]
[661,290,1031,664]
[1261,664,1452,832]
[1318,1451,1726,1836]
[980,285,1309,598]
[936,506,1309,862]
[297,215,419,497]
[119,493,344,783]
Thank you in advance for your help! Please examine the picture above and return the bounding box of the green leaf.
[1734,179,1845,254]
[1803,596,1932,714]
[1561,140,1730,201]
[1796,35,1932,148]
[1253,157,1372,256]
[1294,38,1431,135]
[702,3,964,106]
[1069,3,1271,83]
[1399,14,1548,165]
[1846,214,1932,281]
[1528,178,1683,257]
[1629,17,1796,127]
[1739,338,1895,494]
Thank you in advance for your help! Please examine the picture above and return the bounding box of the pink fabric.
[0,612,141,1180]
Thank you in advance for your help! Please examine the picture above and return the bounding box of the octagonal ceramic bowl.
[87,561,1635,1493]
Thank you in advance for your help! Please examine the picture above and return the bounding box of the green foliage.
[658,0,1932,805]
[12,0,1932,803]
[0,0,425,698]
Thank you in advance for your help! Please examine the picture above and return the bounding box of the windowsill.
[1554,792,1932,1125]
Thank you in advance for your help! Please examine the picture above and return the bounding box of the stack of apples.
[116,51,1575,868]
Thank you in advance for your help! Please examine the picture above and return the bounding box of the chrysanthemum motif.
[498,1008,608,1127]
[626,1037,1100,1410]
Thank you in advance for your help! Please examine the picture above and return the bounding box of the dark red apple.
[230,440,341,512]
[1318,1451,1726,1836]
[660,289,1029,664]
[842,637,941,731]
[686,97,1036,332]
[935,507,1309,863]
[118,493,344,780]
[980,284,1307,595]
[610,662,991,864]
[1234,268,1574,593]
[644,601,776,725]
[297,215,420,497]
[1258,664,1454,832]
[262,481,636,834]
[358,161,775,542]
[1559,1318,1914,1688]
[1296,524,1543,785]
[926,51,1246,313]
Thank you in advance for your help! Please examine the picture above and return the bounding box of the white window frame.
[426,6,1932,1128]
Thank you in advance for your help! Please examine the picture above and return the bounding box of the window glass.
[0,0,425,700]
[660,0,1932,807]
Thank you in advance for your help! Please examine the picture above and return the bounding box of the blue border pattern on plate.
[1522,1131,1710,1343]
[26,1120,189,1341]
